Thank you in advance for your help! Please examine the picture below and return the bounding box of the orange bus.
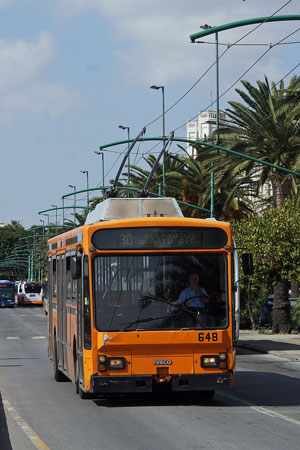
[47,197,247,399]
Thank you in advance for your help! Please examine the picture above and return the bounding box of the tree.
[217,75,300,331]
[127,152,185,199]
[218,75,300,208]
[167,148,256,220]
[233,199,300,332]
[0,221,27,279]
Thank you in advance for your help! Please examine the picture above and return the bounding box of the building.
[186,110,226,157]
[186,110,272,210]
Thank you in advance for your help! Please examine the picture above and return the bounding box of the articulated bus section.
[47,198,243,399]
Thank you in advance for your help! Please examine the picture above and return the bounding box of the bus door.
[72,252,84,382]
[48,257,53,357]
[62,255,68,371]
[56,255,64,369]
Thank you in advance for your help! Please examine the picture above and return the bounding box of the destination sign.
[91,226,228,250]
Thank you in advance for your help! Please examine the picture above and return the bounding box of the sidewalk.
[238,329,300,361]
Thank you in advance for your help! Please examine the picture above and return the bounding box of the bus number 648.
[199,332,218,342]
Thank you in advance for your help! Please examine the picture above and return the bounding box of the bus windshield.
[93,253,228,331]
[0,284,14,299]
[25,284,42,294]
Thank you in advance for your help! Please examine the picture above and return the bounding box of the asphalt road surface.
[1,308,300,450]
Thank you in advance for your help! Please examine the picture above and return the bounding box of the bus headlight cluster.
[98,355,126,372]
[201,353,227,369]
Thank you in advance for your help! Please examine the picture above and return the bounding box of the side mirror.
[71,255,81,279]
[242,253,254,276]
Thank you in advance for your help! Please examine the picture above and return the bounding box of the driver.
[178,272,209,309]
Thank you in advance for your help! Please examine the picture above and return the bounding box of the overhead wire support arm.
[138,131,175,198]
[189,15,300,42]
[105,127,146,199]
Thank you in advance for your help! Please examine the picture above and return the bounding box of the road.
[1,308,300,450]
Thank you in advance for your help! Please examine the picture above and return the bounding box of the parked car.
[259,295,298,327]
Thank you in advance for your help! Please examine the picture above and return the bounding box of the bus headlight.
[98,356,126,372]
[201,356,218,368]
[108,357,125,370]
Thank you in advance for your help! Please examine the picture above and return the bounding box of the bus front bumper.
[90,372,233,394]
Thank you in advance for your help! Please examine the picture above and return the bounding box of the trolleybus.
[0,280,15,308]
[18,282,44,306]
[47,197,249,399]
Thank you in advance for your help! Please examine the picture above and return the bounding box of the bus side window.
[66,256,71,301]
[53,259,57,298]
[83,255,91,350]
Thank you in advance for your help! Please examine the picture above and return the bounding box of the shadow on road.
[92,370,300,409]
[0,392,13,450]
[237,339,300,354]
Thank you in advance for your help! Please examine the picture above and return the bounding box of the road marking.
[218,392,300,426]
[3,399,50,450]
[6,336,46,340]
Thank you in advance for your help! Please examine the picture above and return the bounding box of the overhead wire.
[73,1,298,204]
[144,0,294,129]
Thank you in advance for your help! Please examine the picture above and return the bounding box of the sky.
[0,0,299,229]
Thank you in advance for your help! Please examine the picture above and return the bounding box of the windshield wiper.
[121,314,177,331]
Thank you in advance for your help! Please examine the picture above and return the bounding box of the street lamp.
[51,204,58,226]
[42,213,49,227]
[80,170,89,208]
[94,151,105,193]
[200,24,218,218]
[40,220,45,240]
[118,125,130,197]
[150,85,166,195]
[68,184,76,226]
[200,24,219,144]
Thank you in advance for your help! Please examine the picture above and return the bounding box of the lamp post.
[42,213,49,227]
[200,24,219,144]
[80,170,89,208]
[118,125,130,197]
[39,220,45,243]
[199,24,218,218]
[94,151,105,194]
[68,184,76,226]
[150,85,165,195]
[51,204,58,226]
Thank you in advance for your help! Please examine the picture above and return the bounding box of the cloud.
[53,0,299,89]
[0,0,14,7]
[0,32,82,122]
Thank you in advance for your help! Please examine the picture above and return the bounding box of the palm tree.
[167,147,257,220]
[126,152,185,199]
[216,75,300,332]
[218,75,300,207]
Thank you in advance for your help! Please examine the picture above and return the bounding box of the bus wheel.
[53,338,65,382]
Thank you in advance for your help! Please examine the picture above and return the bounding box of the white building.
[186,110,226,157]
[186,110,272,209]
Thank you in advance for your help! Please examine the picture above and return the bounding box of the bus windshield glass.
[0,284,14,299]
[93,253,228,331]
[24,284,42,294]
